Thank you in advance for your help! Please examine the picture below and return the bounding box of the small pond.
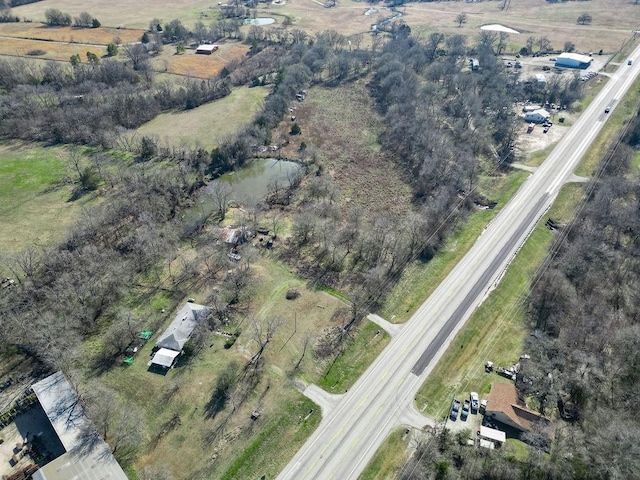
[245,17,276,26]
[211,158,303,204]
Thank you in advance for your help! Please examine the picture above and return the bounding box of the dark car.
[605,107,611,113]
[461,400,471,420]
[450,399,461,421]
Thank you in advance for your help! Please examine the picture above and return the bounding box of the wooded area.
[402,103,640,480]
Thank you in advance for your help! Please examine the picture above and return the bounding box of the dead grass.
[150,42,250,78]
[0,23,143,44]
[255,0,638,53]
[11,0,217,29]
[282,80,413,217]
[136,86,269,150]
[0,36,105,61]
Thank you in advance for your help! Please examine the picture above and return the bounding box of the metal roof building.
[31,372,128,480]
[155,302,211,352]
[555,52,592,69]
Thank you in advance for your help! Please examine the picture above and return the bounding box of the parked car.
[542,65,551,71]
[450,399,461,421]
[461,400,470,420]
[470,392,479,413]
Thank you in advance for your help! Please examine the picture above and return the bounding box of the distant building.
[484,383,548,434]
[555,52,592,69]
[524,109,550,123]
[471,58,479,71]
[196,44,219,55]
[534,73,547,84]
[31,372,128,480]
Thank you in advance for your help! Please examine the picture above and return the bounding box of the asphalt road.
[277,43,640,480]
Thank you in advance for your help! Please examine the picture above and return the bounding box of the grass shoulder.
[360,428,412,480]
[381,170,529,323]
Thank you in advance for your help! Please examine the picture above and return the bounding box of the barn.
[554,52,592,69]
[196,44,219,55]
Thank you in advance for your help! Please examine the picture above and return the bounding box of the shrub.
[26,49,46,56]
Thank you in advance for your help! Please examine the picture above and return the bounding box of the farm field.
[150,41,250,78]
[136,86,268,150]
[0,36,105,61]
[11,0,216,29]
[0,23,143,44]
[0,143,93,257]
[255,0,639,53]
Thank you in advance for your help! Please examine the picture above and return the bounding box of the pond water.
[245,17,276,26]
[212,158,302,204]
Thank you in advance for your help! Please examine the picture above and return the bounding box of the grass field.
[136,86,268,150]
[0,36,105,61]
[255,0,639,53]
[150,42,250,78]
[0,23,143,44]
[285,81,414,217]
[11,0,216,29]
[100,251,358,479]
[0,142,93,257]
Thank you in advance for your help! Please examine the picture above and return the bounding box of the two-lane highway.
[278,42,640,480]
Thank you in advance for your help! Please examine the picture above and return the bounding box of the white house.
[524,109,550,123]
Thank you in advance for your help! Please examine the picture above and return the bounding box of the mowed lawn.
[0,143,91,256]
[136,86,268,150]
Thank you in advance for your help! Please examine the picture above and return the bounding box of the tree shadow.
[203,388,228,420]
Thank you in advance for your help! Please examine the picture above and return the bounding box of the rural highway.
[278,43,640,480]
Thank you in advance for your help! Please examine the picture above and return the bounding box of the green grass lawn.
[0,143,93,258]
[360,428,411,480]
[136,86,268,150]
[316,321,390,394]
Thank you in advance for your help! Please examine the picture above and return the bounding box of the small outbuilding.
[524,109,550,123]
[555,52,592,69]
[471,58,479,71]
[196,44,219,55]
[479,425,506,449]
[150,348,181,369]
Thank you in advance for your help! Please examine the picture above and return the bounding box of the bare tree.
[207,182,232,221]
[122,43,149,71]
[247,315,283,369]
[455,13,467,27]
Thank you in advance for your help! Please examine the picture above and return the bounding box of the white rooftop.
[479,425,506,443]
[557,52,592,64]
[151,347,181,368]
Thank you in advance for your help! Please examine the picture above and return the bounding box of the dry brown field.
[11,0,216,29]
[151,42,250,78]
[0,36,105,61]
[257,0,639,53]
[0,23,143,44]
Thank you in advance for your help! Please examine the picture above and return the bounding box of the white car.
[470,392,479,413]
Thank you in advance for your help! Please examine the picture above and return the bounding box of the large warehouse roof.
[31,372,128,480]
